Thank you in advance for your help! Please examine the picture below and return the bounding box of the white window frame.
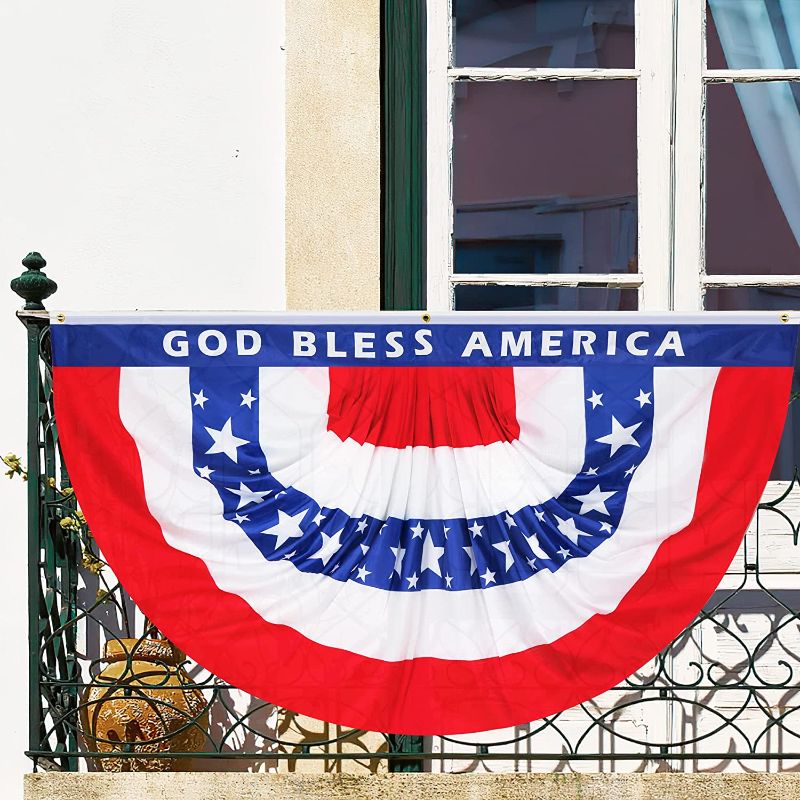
[427,0,800,312]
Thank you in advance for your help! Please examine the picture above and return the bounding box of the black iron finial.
[10,252,57,310]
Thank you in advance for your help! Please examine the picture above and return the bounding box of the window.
[421,0,800,310]
[427,0,671,310]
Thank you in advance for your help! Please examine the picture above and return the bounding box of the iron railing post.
[11,252,57,766]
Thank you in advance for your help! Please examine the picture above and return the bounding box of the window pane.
[453,0,635,68]
[705,285,800,479]
[708,0,800,70]
[706,82,800,275]
[453,80,637,275]
[453,284,638,310]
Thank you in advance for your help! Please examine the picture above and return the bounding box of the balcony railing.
[12,253,800,773]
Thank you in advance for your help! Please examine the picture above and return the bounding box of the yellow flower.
[81,553,105,575]
[60,517,75,529]
[3,454,21,471]
[75,510,86,524]
[96,589,109,603]
[2,454,26,479]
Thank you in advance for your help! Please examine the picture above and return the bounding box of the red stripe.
[327,366,520,447]
[53,365,791,734]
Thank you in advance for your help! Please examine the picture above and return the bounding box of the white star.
[624,464,638,478]
[356,565,370,582]
[421,532,445,576]
[595,416,642,457]
[379,523,389,535]
[557,546,571,560]
[525,532,548,559]
[205,418,249,463]
[227,482,271,509]
[248,469,261,475]
[526,557,537,570]
[444,574,454,588]
[390,546,406,577]
[309,528,344,566]
[356,518,368,534]
[504,512,516,529]
[360,543,369,555]
[240,390,257,408]
[443,525,450,539]
[599,522,613,533]
[635,389,652,408]
[233,513,249,523]
[283,550,296,560]
[463,545,477,575]
[492,541,514,571]
[481,568,496,586]
[406,572,419,589]
[469,521,483,538]
[584,467,598,476]
[534,508,546,522]
[587,390,603,409]
[554,515,588,545]
[196,465,214,479]
[572,485,616,516]
[313,510,326,527]
[261,509,306,548]
[410,522,424,539]
[192,389,208,409]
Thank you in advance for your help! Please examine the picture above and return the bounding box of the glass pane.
[704,285,800,309]
[705,285,800,479]
[708,0,800,70]
[706,82,800,275]
[453,284,638,310]
[453,0,635,68]
[453,80,637,275]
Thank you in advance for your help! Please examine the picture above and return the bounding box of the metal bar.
[705,69,800,82]
[450,273,643,287]
[16,310,51,322]
[448,67,639,81]
[25,319,43,761]
[25,749,800,762]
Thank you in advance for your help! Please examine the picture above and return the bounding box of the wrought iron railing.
[12,253,800,773]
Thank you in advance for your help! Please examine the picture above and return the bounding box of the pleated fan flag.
[51,311,798,734]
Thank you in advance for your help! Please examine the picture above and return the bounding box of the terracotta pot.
[80,638,208,771]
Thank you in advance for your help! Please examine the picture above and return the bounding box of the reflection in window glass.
[705,285,800,479]
[704,285,800,310]
[454,239,562,274]
[453,0,635,68]
[453,80,637,275]
[454,284,638,310]
[706,82,800,275]
[708,0,800,70]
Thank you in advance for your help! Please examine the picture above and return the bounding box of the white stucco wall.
[0,1,286,794]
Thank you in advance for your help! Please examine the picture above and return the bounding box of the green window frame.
[381,0,427,311]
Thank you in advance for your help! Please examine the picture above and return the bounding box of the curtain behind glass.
[709,0,800,251]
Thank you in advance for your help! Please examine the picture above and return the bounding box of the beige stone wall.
[25,773,800,800]
[285,0,381,311]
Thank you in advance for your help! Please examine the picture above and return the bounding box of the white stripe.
[119,365,718,662]
[56,310,798,325]
[259,366,586,520]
